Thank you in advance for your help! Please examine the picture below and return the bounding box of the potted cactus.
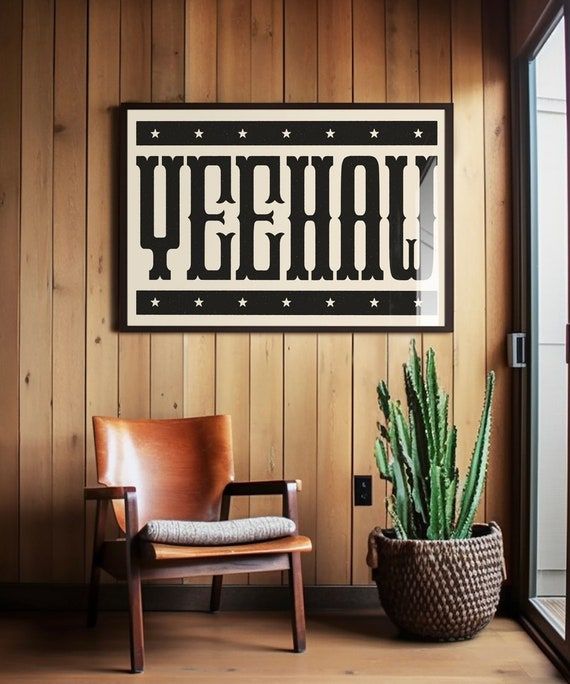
[366,340,505,641]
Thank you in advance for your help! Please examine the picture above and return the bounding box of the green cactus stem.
[374,339,495,540]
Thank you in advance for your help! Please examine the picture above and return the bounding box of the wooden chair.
[85,414,312,673]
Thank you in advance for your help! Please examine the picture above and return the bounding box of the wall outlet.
[354,475,372,506]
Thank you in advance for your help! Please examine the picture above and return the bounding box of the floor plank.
[0,611,562,682]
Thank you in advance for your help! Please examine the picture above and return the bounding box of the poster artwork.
[121,105,452,331]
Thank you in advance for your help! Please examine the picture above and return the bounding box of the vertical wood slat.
[151,0,186,103]
[352,336,388,584]
[284,335,317,584]
[218,0,251,101]
[186,0,217,104]
[382,0,420,545]
[216,0,251,583]
[184,334,216,417]
[149,0,186,586]
[184,0,217,420]
[353,0,386,103]
[249,0,284,586]
[249,335,284,584]
[283,0,318,586]
[182,0,218,587]
[20,0,55,582]
[316,0,353,585]
[385,0,419,407]
[150,0,185,420]
[451,0,487,497]
[482,0,512,561]
[419,0,454,404]
[387,0,420,400]
[52,0,87,582]
[120,0,152,133]
[0,0,22,582]
[284,0,317,103]
[251,0,283,102]
[416,0,455,536]
[418,0,451,102]
[416,0,455,534]
[386,0,419,103]
[118,0,152,420]
[85,0,121,577]
[351,0,388,584]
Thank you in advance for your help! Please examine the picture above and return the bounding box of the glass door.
[515,1,570,673]
[529,14,568,637]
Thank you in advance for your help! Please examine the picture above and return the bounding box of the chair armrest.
[85,487,136,568]
[84,486,136,500]
[223,480,302,496]
[85,486,140,545]
[222,480,301,527]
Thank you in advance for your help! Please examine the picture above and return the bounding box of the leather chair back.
[92,415,234,531]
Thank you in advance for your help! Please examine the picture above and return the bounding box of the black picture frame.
[119,103,453,332]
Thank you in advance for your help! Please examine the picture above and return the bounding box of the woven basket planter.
[366,522,505,641]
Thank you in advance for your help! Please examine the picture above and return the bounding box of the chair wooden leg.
[127,565,144,673]
[87,499,107,628]
[288,552,306,653]
[210,575,223,612]
[87,562,101,628]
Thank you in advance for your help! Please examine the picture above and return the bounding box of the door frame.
[512,0,570,675]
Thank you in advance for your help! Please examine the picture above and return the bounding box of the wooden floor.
[0,610,563,683]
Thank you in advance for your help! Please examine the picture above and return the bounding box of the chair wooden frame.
[85,479,308,673]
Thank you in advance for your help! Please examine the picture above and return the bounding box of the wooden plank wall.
[0,0,512,585]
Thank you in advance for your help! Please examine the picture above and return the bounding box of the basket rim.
[371,521,502,548]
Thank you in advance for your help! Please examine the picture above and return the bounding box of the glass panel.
[530,16,568,636]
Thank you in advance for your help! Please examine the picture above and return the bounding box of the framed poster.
[120,103,452,331]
